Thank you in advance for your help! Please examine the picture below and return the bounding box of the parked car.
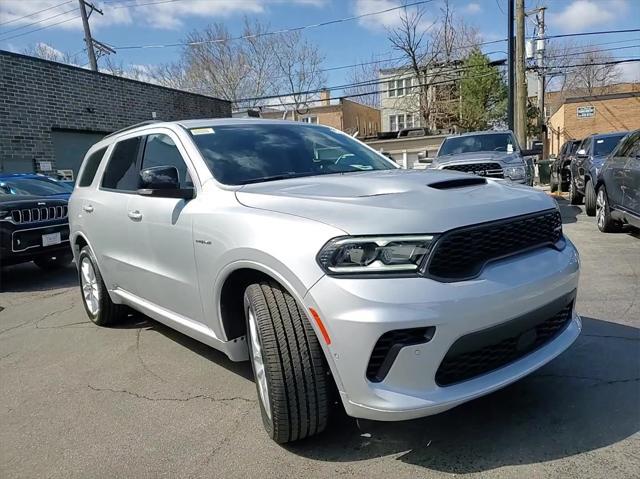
[550,139,581,193]
[595,129,640,232]
[70,119,581,443]
[568,132,628,213]
[430,130,538,186]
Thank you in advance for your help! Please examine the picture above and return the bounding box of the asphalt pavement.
[1,199,638,478]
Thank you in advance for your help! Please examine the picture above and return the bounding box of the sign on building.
[577,106,595,118]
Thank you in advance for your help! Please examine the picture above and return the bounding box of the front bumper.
[0,222,71,266]
[305,239,580,421]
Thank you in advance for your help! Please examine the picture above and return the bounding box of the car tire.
[78,246,125,326]
[550,175,558,193]
[33,252,72,271]
[569,175,583,205]
[596,186,622,233]
[584,180,596,216]
[244,281,329,443]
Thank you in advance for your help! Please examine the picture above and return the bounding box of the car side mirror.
[576,149,587,158]
[521,148,539,157]
[137,166,194,199]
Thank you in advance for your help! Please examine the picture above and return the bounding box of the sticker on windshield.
[596,139,604,144]
[191,128,215,135]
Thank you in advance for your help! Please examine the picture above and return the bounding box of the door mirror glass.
[576,149,587,156]
[138,166,194,199]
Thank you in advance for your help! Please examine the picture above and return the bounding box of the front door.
[621,133,640,215]
[125,131,204,323]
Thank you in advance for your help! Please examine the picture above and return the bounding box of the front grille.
[367,327,435,382]
[442,162,504,178]
[424,209,563,282]
[10,205,67,224]
[435,296,574,386]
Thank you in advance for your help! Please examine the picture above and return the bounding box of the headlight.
[317,235,436,275]
[504,165,525,180]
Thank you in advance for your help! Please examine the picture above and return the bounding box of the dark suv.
[595,130,640,232]
[550,139,581,193]
[569,132,627,214]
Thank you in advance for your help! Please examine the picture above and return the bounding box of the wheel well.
[219,268,273,341]
[74,235,88,254]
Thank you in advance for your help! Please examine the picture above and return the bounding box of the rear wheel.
[596,186,622,233]
[550,174,558,193]
[569,175,583,205]
[585,180,596,216]
[34,252,72,270]
[78,246,125,326]
[244,281,330,443]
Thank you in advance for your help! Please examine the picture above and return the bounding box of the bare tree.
[342,56,388,108]
[385,0,479,131]
[23,43,80,65]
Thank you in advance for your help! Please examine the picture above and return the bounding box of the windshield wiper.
[237,172,317,185]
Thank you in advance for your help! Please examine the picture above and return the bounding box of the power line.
[0,6,79,37]
[111,0,436,49]
[0,1,72,27]
[0,14,81,42]
[540,28,640,40]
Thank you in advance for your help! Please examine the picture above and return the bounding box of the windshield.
[593,135,626,156]
[0,177,72,196]
[189,123,396,185]
[438,133,517,156]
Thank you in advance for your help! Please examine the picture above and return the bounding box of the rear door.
[87,135,144,292]
[125,130,204,322]
[621,132,640,214]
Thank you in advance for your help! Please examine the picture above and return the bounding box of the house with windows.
[260,90,381,138]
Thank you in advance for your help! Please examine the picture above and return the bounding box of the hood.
[0,195,68,207]
[433,151,524,166]
[235,169,556,235]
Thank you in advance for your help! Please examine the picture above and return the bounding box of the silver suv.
[431,130,537,185]
[69,119,581,443]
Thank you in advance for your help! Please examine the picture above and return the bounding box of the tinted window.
[78,147,107,187]
[616,132,640,158]
[0,177,71,196]
[189,124,395,185]
[438,133,517,156]
[142,134,191,188]
[593,134,626,156]
[101,137,142,191]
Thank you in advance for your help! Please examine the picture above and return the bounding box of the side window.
[78,147,107,187]
[101,137,143,191]
[141,134,192,188]
[617,133,640,158]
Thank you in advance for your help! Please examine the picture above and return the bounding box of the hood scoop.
[427,177,487,190]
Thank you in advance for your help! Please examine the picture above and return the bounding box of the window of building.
[78,147,107,187]
[101,137,143,191]
[388,78,413,98]
[389,114,416,132]
[301,116,318,124]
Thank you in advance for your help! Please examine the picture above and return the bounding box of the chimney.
[320,88,330,106]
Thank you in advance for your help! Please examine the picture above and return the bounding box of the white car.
[69,119,581,443]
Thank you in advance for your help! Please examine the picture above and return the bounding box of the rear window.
[78,147,107,187]
[101,137,142,191]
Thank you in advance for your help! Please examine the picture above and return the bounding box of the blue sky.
[1,0,639,89]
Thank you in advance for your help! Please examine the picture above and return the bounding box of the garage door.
[51,129,107,180]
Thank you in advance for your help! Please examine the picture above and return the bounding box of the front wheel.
[596,187,622,233]
[585,180,596,216]
[569,175,583,205]
[244,281,330,443]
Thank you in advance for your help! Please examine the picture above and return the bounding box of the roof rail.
[103,120,162,139]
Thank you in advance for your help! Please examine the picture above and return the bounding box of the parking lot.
[1,199,638,479]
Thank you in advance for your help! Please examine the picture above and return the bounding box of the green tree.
[458,49,507,131]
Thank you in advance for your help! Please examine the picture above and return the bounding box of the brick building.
[0,51,230,178]
[260,91,381,138]
[548,91,640,155]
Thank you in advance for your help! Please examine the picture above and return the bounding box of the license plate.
[42,232,61,247]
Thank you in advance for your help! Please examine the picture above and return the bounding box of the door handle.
[128,210,143,221]
[83,205,94,213]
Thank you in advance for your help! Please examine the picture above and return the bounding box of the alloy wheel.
[596,189,606,229]
[248,307,272,419]
[80,257,100,316]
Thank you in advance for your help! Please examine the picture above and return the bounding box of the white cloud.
[549,0,628,32]
[619,61,640,83]
[353,0,405,31]
[462,3,482,15]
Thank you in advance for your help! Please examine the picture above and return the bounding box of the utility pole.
[535,8,547,159]
[515,0,527,148]
[78,0,102,71]
[507,0,515,131]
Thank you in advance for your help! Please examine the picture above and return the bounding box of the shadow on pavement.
[0,262,78,292]
[287,317,640,474]
[556,197,581,224]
